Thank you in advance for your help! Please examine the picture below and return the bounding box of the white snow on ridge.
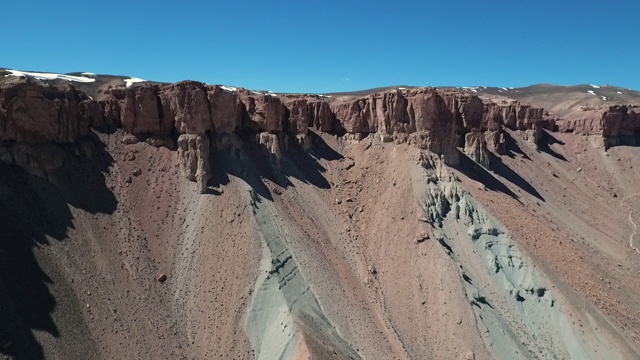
[124,77,145,87]
[617,91,624,94]
[6,69,95,83]
[500,87,508,91]
[220,85,238,92]
[589,84,600,89]
[81,72,96,76]
[587,90,596,96]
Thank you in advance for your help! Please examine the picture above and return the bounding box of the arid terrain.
[0,68,639,359]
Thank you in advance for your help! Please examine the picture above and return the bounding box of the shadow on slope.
[538,130,568,161]
[208,131,340,200]
[502,131,531,160]
[489,153,545,202]
[452,151,520,202]
[453,148,545,202]
[0,135,116,359]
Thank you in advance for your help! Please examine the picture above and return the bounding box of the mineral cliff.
[1,69,640,360]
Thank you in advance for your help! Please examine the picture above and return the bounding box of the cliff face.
[0,78,556,181]
[0,82,92,144]
[555,105,640,147]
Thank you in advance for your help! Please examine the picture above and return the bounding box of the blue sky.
[2,1,638,93]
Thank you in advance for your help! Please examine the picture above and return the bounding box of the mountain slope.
[0,68,639,359]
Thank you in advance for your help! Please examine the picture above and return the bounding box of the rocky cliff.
[0,76,558,184]
[556,105,640,147]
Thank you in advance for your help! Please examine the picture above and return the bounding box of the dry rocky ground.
[0,70,639,359]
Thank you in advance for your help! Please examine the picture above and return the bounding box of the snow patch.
[124,77,145,87]
[220,85,238,92]
[398,87,406,90]
[589,84,600,89]
[617,91,624,94]
[6,69,96,83]
[500,87,508,91]
[81,72,96,76]
[601,96,607,101]
[587,90,596,96]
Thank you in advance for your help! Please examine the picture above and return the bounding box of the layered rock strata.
[556,105,640,147]
[0,78,558,181]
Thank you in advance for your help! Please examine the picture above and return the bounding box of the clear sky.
[2,0,638,93]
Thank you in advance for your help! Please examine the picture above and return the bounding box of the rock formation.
[177,134,210,193]
[464,131,490,168]
[556,105,640,147]
[4,75,639,185]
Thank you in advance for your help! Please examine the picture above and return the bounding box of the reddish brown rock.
[330,89,461,163]
[464,131,490,168]
[485,130,505,154]
[2,83,90,143]
[121,85,167,134]
[283,98,310,134]
[458,95,485,130]
[500,103,544,130]
[602,106,640,138]
[177,134,211,193]
[240,94,286,132]
[160,81,211,135]
[307,100,334,132]
[207,86,243,133]
[331,98,374,133]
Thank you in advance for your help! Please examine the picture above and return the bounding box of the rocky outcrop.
[464,131,490,168]
[602,106,640,147]
[208,86,243,133]
[160,82,211,135]
[118,85,167,134]
[177,134,210,193]
[555,105,640,148]
[0,77,560,182]
[327,89,553,164]
[0,82,91,144]
[239,94,286,133]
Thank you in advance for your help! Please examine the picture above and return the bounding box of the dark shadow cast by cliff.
[207,131,339,201]
[207,133,278,201]
[451,151,521,202]
[306,131,343,161]
[502,131,531,160]
[279,132,337,190]
[537,130,568,161]
[0,134,116,359]
[488,152,545,202]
